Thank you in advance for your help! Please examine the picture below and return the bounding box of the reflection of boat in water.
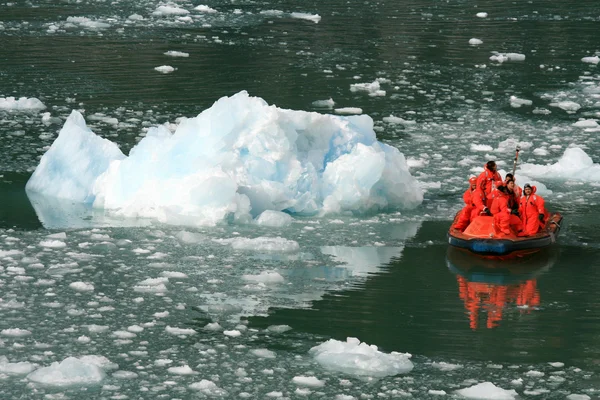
[447,247,558,330]
[448,213,563,258]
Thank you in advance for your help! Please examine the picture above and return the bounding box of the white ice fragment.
[309,337,413,377]
[1,328,32,337]
[0,96,46,111]
[267,325,292,333]
[112,370,138,379]
[165,326,196,336]
[189,379,227,396]
[154,65,175,74]
[471,144,493,152]
[382,115,416,125]
[312,98,335,108]
[429,389,447,395]
[168,365,197,375]
[292,375,325,387]
[164,51,189,57]
[509,96,532,108]
[476,12,488,18]
[490,52,525,63]
[431,361,462,371]
[456,382,517,399]
[573,119,598,128]
[255,210,293,227]
[242,271,284,284]
[566,395,591,400]
[0,356,37,375]
[581,56,600,65]
[204,322,222,331]
[251,348,276,359]
[39,239,66,248]
[469,38,483,45]
[224,330,242,337]
[290,12,321,23]
[216,236,299,252]
[334,107,362,115]
[69,282,94,292]
[153,5,190,16]
[27,357,105,386]
[160,271,188,279]
[195,5,218,13]
[519,147,600,182]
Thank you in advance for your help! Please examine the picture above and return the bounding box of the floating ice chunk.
[0,96,46,111]
[267,325,292,333]
[471,144,493,152]
[27,92,421,226]
[69,282,94,292]
[350,81,385,97]
[195,5,217,13]
[567,394,591,400]
[524,370,544,377]
[550,100,581,113]
[581,56,600,65]
[1,328,32,337]
[549,361,564,368]
[27,357,105,387]
[224,330,242,337]
[189,379,228,396]
[509,96,532,108]
[242,271,284,284]
[455,382,517,399]
[312,98,335,108]
[251,348,276,358]
[573,119,599,128]
[334,107,362,115]
[309,337,413,377]
[165,326,196,336]
[476,12,488,18]
[128,14,144,21]
[290,12,321,23]
[429,390,447,395]
[216,236,299,252]
[0,356,37,375]
[469,38,483,45]
[168,365,197,375]
[164,50,189,57]
[204,322,222,331]
[78,355,118,370]
[383,115,416,125]
[160,271,188,279]
[431,361,463,371]
[490,52,525,63]
[112,370,137,379]
[154,65,175,74]
[39,239,66,248]
[519,147,600,182]
[153,5,190,16]
[292,376,325,387]
[255,210,293,227]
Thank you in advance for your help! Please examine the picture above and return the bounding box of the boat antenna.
[511,145,521,178]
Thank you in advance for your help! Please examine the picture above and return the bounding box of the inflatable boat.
[448,212,563,258]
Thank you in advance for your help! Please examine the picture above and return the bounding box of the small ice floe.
[267,325,292,333]
[519,147,600,182]
[66,16,110,29]
[224,330,242,337]
[566,394,591,400]
[133,277,168,293]
[290,12,321,23]
[154,65,176,74]
[26,357,106,387]
[160,271,188,279]
[1,328,32,337]
[350,81,385,97]
[292,376,325,387]
[204,322,222,331]
[573,119,599,129]
[164,50,189,57]
[470,144,493,152]
[0,356,37,375]
[215,236,299,252]
[128,14,144,21]
[309,337,413,377]
[509,96,532,108]
[168,365,197,375]
[382,115,416,125]
[581,55,600,65]
[550,100,580,113]
[242,271,284,284]
[165,326,196,336]
[431,361,463,371]
[195,5,218,13]
[334,107,362,115]
[255,210,293,227]
[39,239,66,248]
[455,382,517,399]
[69,281,94,292]
[476,12,488,18]
[490,52,525,63]
[312,98,335,108]
[429,389,447,396]
[152,5,190,16]
[189,380,227,396]
[251,348,276,358]
[469,38,483,45]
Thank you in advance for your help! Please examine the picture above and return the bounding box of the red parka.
[518,186,547,236]
[475,166,503,209]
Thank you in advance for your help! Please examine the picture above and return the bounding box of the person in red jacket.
[518,183,548,236]
[490,185,511,235]
[505,179,523,233]
[474,161,503,215]
[453,177,478,231]
[504,173,522,198]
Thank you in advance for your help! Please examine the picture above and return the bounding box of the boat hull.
[448,212,562,258]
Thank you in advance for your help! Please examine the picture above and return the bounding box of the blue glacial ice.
[26,91,422,226]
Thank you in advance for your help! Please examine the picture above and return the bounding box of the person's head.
[524,183,532,195]
[497,185,507,194]
[506,180,515,191]
[469,176,477,189]
[505,173,514,182]
[486,161,497,172]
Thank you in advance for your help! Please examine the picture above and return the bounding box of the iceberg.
[26,91,422,226]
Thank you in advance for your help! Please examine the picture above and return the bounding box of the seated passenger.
[505,180,523,233]
[518,183,548,236]
[453,177,478,231]
[490,185,512,235]
[504,173,522,197]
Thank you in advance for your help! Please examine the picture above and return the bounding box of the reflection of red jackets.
[475,167,502,207]
[519,186,547,235]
